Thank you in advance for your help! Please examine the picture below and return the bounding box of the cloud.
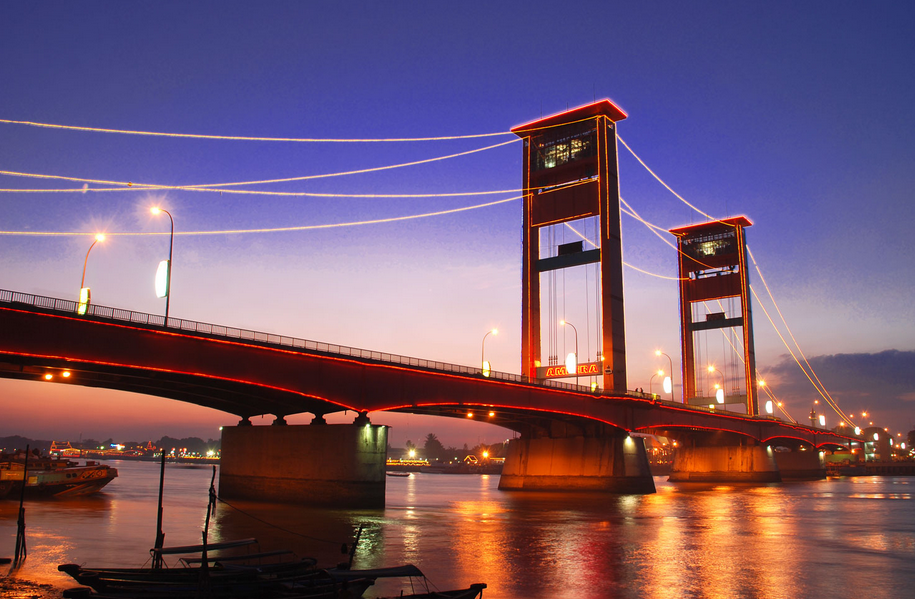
[764,350,915,432]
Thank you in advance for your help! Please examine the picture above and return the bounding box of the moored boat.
[0,451,118,498]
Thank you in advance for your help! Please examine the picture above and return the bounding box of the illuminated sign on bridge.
[537,361,603,379]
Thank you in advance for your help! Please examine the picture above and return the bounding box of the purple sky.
[1,1,913,447]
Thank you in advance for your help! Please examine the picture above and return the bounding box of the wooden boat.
[327,565,485,599]
[0,452,117,498]
[375,584,486,599]
[58,537,371,598]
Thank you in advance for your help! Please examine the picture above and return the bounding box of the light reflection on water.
[1,462,914,598]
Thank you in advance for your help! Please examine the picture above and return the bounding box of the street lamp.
[481,328,498,377]
[707,365,724,404]
[78,234,105,315]
[649,369,664,396]
[559,320,579,381]
[655,350,675,402]
[151,207,174,327]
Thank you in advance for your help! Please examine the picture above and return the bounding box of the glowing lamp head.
[482,451,489,459]
[654,350,662,357]
[491,328,498,335]
[408,449,416,458]
[707,365,715,374]
[95,234,105,243]
[151,207,161,215]
[657,369,664,377]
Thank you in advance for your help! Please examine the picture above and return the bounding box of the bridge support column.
[498,434,656,494]
[773,448,826,480]
[669,443,780,483]
[219,423,387,508]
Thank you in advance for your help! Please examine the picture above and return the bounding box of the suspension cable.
[0,139,518,193]
[0,196,522,237]
[0,117,514,142]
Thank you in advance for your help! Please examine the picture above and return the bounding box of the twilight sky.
[1,1,913,447]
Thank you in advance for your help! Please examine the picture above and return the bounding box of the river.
[2,460,914,598]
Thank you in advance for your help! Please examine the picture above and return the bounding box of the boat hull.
[1,457,118,498]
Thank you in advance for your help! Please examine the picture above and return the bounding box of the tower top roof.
[669,216,753,237]
[511,99,628,136]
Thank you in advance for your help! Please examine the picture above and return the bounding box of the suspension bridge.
[0,100,863,506]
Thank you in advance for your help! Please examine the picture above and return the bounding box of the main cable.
[0,195,522,237]
[0,139,519,192]
[0,118,514,142]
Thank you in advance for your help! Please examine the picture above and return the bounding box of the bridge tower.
[669,217,759,415]
[511,100,628,392]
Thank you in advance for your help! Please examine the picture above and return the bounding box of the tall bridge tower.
[670,217,759,415]
[511,100,629,393]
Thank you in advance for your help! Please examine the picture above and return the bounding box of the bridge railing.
[1,288,603,394]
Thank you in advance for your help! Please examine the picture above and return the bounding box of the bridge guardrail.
[2,288,605,394]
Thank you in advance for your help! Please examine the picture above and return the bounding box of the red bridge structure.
[0,290,855,506]
[0,101,859,506]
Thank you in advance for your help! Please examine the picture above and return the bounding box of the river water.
[2,460,914,598]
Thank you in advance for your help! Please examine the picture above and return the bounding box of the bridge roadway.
[0,289,855,450]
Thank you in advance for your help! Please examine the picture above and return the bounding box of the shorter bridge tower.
[670,217,759,416]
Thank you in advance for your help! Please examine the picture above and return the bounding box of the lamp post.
[559,320,579,381]
[481,328,498,377]
[78,234,105,315]
[76,233,105,314]
[649,369,664,396]
[151,207,174,327]
[707,365,724,405]
[655,350,675,402]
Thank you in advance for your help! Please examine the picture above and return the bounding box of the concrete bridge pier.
[498,429,656,494]
[773,447,826,480]
[669,435,780,483]
[219,418,388,508]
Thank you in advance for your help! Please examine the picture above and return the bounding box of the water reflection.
[2,463,915,598]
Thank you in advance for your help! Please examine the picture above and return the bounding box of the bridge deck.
[0,289,858,449]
